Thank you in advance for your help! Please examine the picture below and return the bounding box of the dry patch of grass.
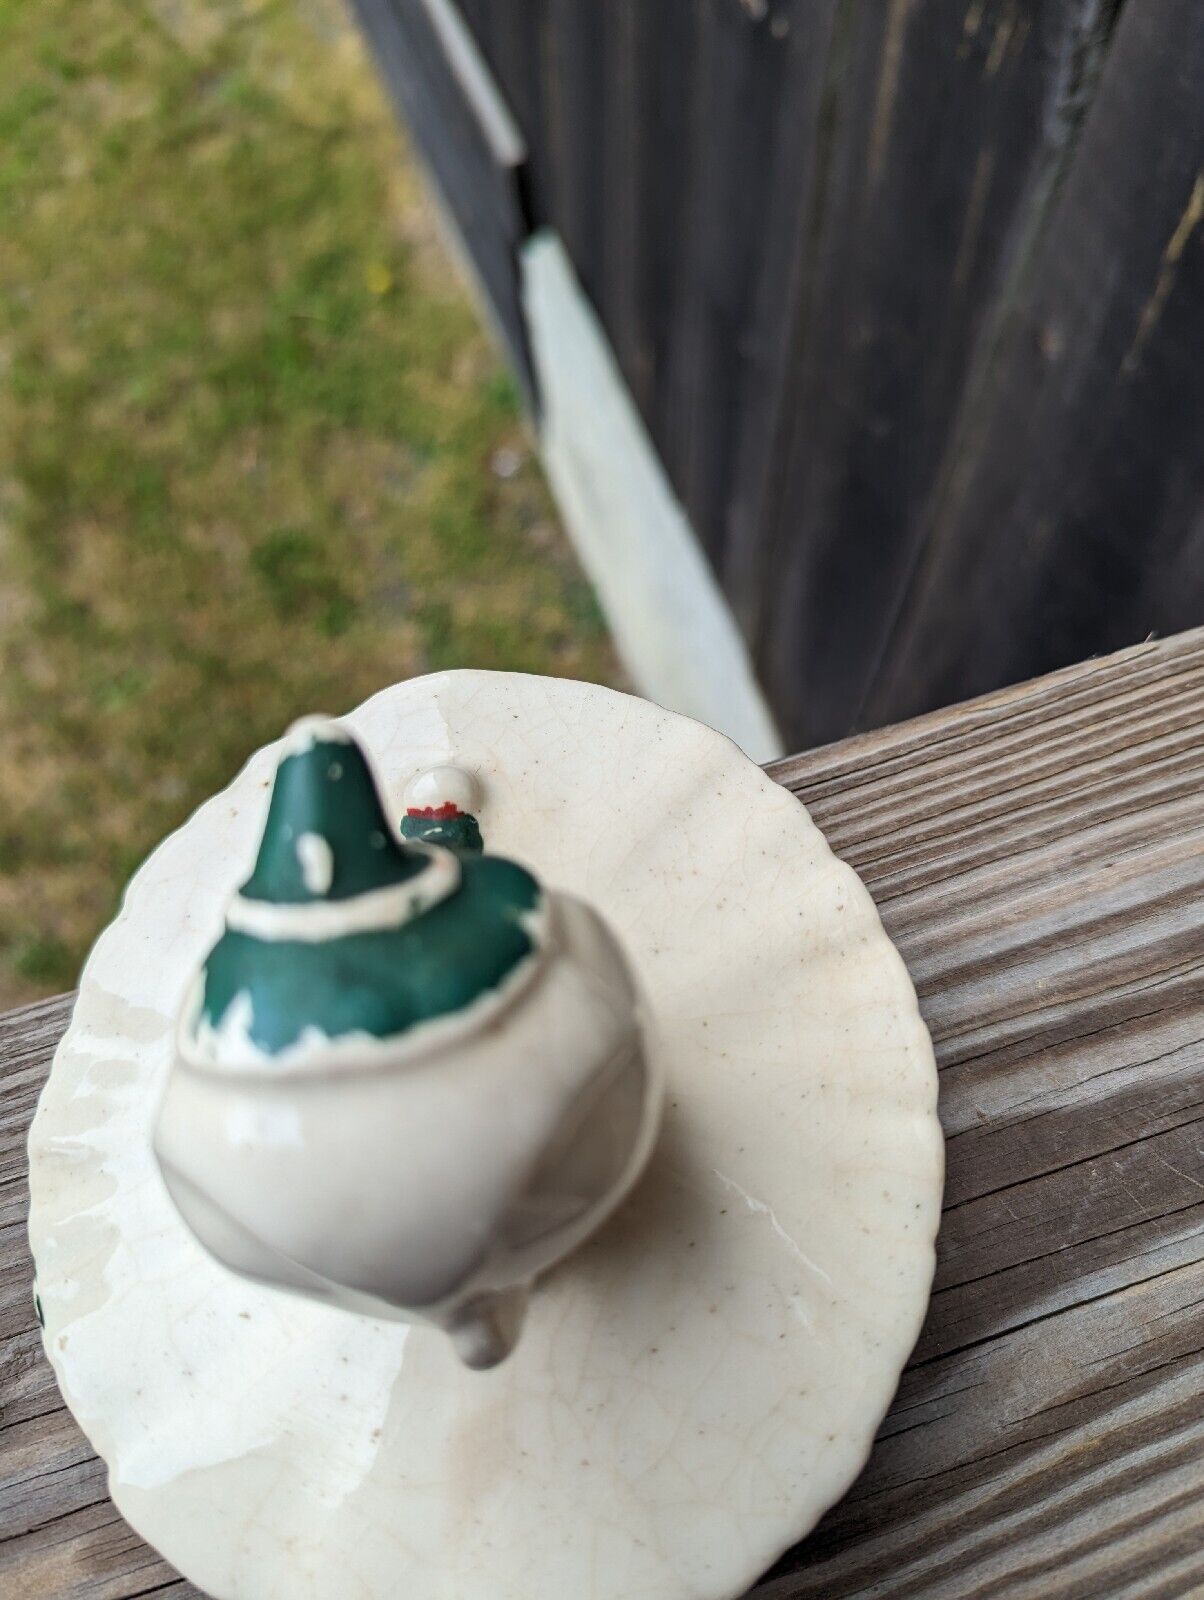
[0,0,618,1005]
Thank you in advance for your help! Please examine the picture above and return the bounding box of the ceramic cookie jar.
[28,670,943,1600]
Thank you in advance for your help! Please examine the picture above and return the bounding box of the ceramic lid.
[28,670,943,1600]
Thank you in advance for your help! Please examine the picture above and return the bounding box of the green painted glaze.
[242,732,424,903]
[187,723,542,1058]
[401,810,484,855]
[197,854,539,1055]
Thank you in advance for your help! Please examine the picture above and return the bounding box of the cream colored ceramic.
[28,671,942,1600]
[155,724,661,1370]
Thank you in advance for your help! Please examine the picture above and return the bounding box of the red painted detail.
[406,802,463,820]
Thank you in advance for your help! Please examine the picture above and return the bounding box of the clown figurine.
[154,717,660,1369]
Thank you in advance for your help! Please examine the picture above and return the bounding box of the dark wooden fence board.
[720,0,844,642]
[4,627,1204,1596]
[469,0,706,438]
[454,3,557,264]
[441,0,1204,753]
[0,997,205,1599]
[656,1,815,569]
[759,0,1132,746]
[863,0,1204,729]
[604,0,703,442]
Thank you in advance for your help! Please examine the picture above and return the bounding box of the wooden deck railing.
[3,627,1203,1598]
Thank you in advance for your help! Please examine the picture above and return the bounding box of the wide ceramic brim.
[28,670,942,1600]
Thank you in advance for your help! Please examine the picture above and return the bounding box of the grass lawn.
[0,0,619,1008]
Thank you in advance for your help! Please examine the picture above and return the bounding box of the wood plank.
[601,0,702,441]
[412,4,1204,750]
[455,1,551,223]
[757,0,1135,747]
[462,1,706,484]
[862,0,1204,732]
[3,627,1203,1596]
[535,0,607,316]
[457,1,1182,750]
[758,626,1204,1597]
[0,997,199,1598]
[658,0,821,569]
[719,0,843,640]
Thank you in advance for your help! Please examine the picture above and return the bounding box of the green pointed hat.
[181,717,542,1066]
[239,716,427,906]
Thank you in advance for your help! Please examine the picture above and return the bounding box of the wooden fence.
[352,0,1204,751]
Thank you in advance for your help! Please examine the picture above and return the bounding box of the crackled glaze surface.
[27,671,942,1600]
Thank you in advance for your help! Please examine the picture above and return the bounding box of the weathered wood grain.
[865,0,1204,733]
[656,0,806,568]
[0,997,202,1599]
[3,627,1203,1597]
[759,626,1204,1597]
[445,0,1204,751]
[466,0,704,444]
[760,0,1135,746]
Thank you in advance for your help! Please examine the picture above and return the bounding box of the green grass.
[0,0,617,1006]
